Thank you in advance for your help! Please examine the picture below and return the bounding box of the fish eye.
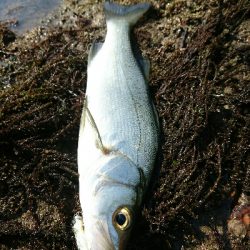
[112,207,132,231]
[116,213,126,226]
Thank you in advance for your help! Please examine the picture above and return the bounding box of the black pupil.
[115,213,126,226]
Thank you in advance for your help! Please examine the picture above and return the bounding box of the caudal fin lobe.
[104,1,151,26]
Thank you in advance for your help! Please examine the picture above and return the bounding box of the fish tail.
[104,1,151,26]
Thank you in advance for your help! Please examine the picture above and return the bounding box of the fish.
[73,1,159,249]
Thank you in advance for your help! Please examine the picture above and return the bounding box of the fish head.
[82,184,136,250]
[80,155,141,250]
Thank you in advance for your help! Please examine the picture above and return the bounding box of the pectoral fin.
[81,96,110,155]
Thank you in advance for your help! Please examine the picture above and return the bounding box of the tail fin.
[104,1,151,26]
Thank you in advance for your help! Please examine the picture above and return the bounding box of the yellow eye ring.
[112,207,132,231]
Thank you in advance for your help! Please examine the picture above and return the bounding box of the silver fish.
[73,1,159,249]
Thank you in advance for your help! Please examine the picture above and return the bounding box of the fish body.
[74,2,158,249]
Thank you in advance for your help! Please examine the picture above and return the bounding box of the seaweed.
[0,27,90,249]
